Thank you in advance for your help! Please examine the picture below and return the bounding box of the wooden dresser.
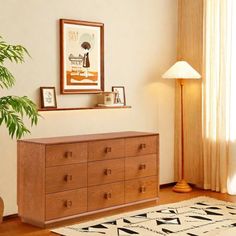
[17,131,159,227]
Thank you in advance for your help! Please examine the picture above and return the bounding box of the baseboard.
[160,182,176,188]
[160,182,197,189]
[3,213,18,221]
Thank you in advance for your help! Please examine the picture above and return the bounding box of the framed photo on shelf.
[40,87,57,108]
[60,19,104,94]
[112,86,126,105]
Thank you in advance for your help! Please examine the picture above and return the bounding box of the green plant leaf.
[0,96,40,139]
[0,65,15,88]
[0,36,39,139]
[0,36,29,65]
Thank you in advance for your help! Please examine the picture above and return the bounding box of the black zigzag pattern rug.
[52,197,236,236]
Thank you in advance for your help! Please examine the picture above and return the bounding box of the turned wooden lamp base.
[173,179,192,193]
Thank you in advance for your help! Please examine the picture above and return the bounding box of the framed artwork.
[40,87,57,108]
[112,86,126,105]
[60,19,104,94]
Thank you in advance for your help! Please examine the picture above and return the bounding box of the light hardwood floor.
[1,185,236,236]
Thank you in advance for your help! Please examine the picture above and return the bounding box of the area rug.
[52,197,236,236]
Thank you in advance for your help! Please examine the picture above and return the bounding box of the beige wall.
[0,0,177,215]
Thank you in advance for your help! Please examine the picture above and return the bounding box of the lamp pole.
[173,81,192,193]
[181,81,184,180]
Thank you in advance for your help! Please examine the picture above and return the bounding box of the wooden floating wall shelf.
[38,106,131,112]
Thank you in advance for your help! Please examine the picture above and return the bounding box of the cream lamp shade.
[162,61,201,79]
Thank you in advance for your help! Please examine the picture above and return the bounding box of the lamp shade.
[162,61,201,79]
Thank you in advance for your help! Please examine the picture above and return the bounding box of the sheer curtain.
[203,0,236,194]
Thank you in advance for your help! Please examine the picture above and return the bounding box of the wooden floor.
[1,185,236,236]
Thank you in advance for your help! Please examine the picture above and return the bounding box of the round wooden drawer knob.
[140,143,146,149]
[105,147,112,153]
[64,200,72,208]
[64,174,73,182]
[140,186,146,193]
[139,163,146,170]
[65,151,73,158]
[104,168,112,175]
[104,192,112,199]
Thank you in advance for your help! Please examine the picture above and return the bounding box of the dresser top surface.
[18,131,159,145]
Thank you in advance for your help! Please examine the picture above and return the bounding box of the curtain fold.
[203,0,232,193]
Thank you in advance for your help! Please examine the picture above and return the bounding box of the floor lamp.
[162,61,201,193]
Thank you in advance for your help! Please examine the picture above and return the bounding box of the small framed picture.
[40,87,57,108]
[112,86,126,105]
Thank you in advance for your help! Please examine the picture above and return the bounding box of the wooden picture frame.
[112,86,126,105]
[40,87,57,108]
[60,19,104,94]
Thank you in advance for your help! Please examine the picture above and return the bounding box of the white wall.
[0,0,177,215]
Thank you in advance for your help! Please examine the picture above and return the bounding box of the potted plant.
[0,36,39,223]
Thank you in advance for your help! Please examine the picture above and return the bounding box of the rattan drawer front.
[88,158,124,186]
[125,136,157,157]
[125,154,157,180]
[45,163,87,194]
[46,143,87,167]
[88,139,124,161]
[88,182,124,211]
[125,176,157,203]
[45,188,87,220]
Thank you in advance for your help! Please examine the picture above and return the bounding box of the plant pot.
[0,196,3,223]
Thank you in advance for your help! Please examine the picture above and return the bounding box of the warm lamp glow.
[162,61,201,79]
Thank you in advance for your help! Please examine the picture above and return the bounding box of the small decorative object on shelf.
[97,91,116,107]
[40,87,57,109]
[112,86,126,105]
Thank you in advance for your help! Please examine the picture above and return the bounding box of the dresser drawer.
[125,176,157,203]
[45,188,87,220]
[88,182,124,211]
[88,158,124,186]
[125,136,157,157]
[125,154,157,180]
[88,139,124,161]
[46,143,87,167]
[46,163,87,194]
